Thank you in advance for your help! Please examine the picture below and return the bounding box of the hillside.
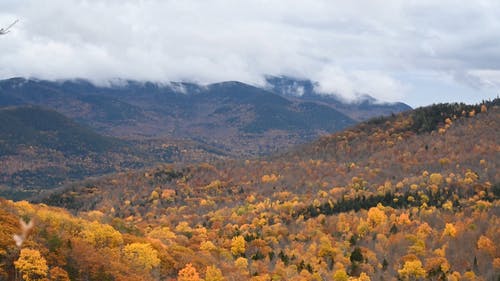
[0,106,120,156]
[0,106,135,197]
[0,77,410,156]
[32,100,499,280]
[0,106,227,199]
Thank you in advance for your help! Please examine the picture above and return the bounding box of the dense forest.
[0,100,498,281]
[0,106,230,199]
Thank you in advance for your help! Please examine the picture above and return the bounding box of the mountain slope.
[43,100,499,212]
[0,106,143,197]
[38,100,499,280]
[0,106,120,156]
[203,81,353,134]
[0,105,232,198]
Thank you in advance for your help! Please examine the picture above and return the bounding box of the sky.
[0,0,499,107]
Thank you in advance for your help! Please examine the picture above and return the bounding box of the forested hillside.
[0,100,498,280]
[0,106,136,197]
[0,106,230,199]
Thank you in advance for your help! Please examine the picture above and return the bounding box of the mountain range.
[0,76,410,152]
[0,76,410,196]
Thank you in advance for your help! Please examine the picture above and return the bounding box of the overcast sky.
[1,0,499,107]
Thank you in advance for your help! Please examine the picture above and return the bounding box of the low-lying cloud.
[0,0,499,105]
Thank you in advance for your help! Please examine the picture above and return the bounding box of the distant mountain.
[202,81,354,134]
[0,106,227,198]
[0,77,361,155]
[0,105,121,156]
[265,76,412,121]
[0,106,133,196]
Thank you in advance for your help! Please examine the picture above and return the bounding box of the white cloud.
[466,69,500,91]
[312,66,407,102]
[0,0,499,105]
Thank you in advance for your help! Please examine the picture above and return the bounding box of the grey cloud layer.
[0,0,499,104]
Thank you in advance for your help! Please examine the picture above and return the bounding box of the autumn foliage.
[0,101,498,280]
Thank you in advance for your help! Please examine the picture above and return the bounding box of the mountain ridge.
[1,76,402,156]
[265,75,412,121]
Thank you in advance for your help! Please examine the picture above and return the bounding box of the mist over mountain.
[0,77,411,155]
[265,76,412,121]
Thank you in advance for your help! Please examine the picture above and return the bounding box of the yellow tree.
[178,263,200,281]
[442,223,456,238]
[175,221,194,238]
[424,257,449,279]
[332,267,348,281]
[462,271,476,281]
[147,226,176,243]
[205,265,225,281]
[122,243,160,272]
[350,272,371,281]
[81,221,123,249]
[200,241,217,252]
[477,235,496,257]
[14,248,48,281]
[231,235,246,256]
[234,257,250,277]
[358,272,371,281]
[367,206,387,228]
[429,173,443,185]
[235,257,248,271]
[398,260,426,280]
[447,271,461,281]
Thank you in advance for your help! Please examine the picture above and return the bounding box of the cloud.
[311,66,407,102]
[0,0,499,104]
[465,70,500,91]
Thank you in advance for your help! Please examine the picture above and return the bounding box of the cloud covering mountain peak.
[1,0,499,106]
